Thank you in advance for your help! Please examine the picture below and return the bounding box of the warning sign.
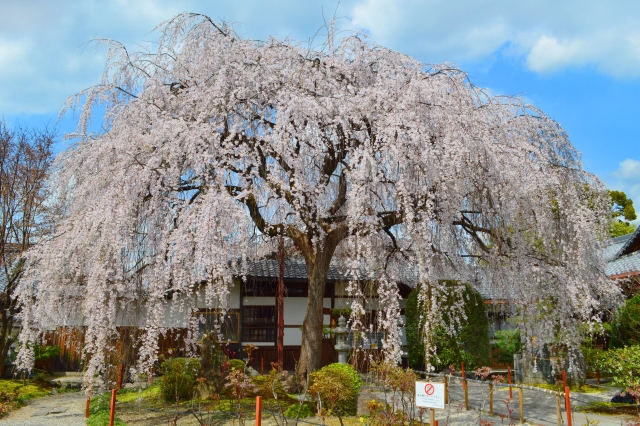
[415,382,445,409]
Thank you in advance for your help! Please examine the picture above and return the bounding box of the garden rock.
[611,392,637,404]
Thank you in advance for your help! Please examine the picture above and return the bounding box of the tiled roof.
[242,259,351,281]
[605,250,640,277]
[606,227,640,277]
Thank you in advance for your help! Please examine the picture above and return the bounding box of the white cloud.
[350,0,640,77]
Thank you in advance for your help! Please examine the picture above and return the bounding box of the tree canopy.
[609,190,637,237]
[16,14,620,382]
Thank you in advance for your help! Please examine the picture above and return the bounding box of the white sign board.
[415,382,445,409]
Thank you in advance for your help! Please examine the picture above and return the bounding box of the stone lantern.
[332,315,351,364]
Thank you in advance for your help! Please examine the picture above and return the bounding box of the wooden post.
[444,375,449,404]
[489,383,494,416]
[261,358,264,375]
[596,369,600,385]
[517,387,524,425]
[508,366,513,399]
[555,394,562,426]
[85,391,91,419]
[256,396,263,426]
[430,408,435,426]
[117,364,124,390]
[564,386,572,426]
[277,235,285,372]
[461,362,469,410]
[109,389,117,426]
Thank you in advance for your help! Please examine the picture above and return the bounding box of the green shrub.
[229,359,246,371]
[285,402,315,418]
[252,372,295,403]
[610,294,640,348]
[406,281,490,370]
[159,357,200,402]
[309,363,360,416]
[592,345,640,387]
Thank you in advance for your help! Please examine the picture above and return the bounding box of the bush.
[252,371,295,403]
[285,402,315,418]
[229,359,246,371]
[406,281,490,370]
[610,294,640,348]
[309,363,360,417]
[159,357,200,402]
[592,345,640,387]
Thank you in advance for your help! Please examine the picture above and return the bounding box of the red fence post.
[461,362,469,410]
[109,389,117,426]
[508,366,513,399]
[564,386,572,426]
[261,358,264,375]
[85,390,91,418]
[255,396,262,426]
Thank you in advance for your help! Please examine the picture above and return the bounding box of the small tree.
[406,282,490,370]
[0,122,53,369]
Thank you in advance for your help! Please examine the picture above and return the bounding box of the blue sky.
[2,0,640,213]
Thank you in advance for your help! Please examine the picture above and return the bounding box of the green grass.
[534,383,607,394]
[575,401,639,416]
[0,378,54,416]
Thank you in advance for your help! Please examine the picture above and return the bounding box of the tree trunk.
[296,251,331,380]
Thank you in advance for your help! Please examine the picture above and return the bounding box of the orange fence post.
[117,364,124,390]
[109,389,117,426]
[564,386,572,426]
[255,396,262,426]
[85,390,91,418]
[508,366,513,399]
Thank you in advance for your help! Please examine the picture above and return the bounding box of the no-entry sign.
[415,381,445,409]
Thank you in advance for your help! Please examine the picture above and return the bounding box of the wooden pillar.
[556,394,562,426]
[596,369,600,385]
[117,364,124,390]
[277,235,285,372]
[256,396,263,426]
[518,388,524,425]
[261,358,264,375]
[109,389,117,426]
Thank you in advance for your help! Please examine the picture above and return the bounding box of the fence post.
[256,395,262,426]
[430,408,435,426]
[261,358,264,375]
[555,394,562,426]
[85,390,91,419]
[564,386,572,426]
[596,369,600,385]
[508,366,513,399]
[149,367,154,384]
[518,387,524,425]
[109,389,117,426]
[444,375,449,404]
[489,383,494,416]
[461,362,469,410]
[117,364,124,390]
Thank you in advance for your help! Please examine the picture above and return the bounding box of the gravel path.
[0,391,86,426]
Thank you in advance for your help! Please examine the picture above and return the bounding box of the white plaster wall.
[284,299,306,324]
[323,298,331,308]
[283,328,303,345]
[194,282,241,309]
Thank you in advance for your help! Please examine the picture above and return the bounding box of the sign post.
[416,381,445,426]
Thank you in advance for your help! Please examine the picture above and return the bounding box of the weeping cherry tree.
[15,14,620,383]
